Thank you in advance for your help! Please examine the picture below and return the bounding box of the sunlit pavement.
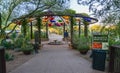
[9,34,106,73]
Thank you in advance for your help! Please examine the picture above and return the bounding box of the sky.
[70,0,91,14]
[70,0,99,24]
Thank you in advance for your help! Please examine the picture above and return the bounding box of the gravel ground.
[6,50,35,73]
[5,34,62,73]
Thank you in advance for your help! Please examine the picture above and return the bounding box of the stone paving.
[9,34,106,73]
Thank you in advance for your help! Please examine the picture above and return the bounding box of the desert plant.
[21,44,33,55]
[5,52,14,61]
[21,38,33,55]
[21,44,33,51]
[41,31,46,38]
[77,37,90,54]
[0,39,14,49]
[14,37,24,48]
[12,34,24,51]
[9,32,17,40]
[111,40,120,46]
[72,33,80,49]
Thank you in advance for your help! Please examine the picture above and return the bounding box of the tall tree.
[0,0,70,36]
[77,0,120,37]
[77,0,120,23]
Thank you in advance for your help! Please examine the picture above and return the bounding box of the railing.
[0,46,6,73]
[109,46,120,73]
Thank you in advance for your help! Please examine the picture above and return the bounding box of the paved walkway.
[9,34,106,73]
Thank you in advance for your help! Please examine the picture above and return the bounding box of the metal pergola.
[12,13,98,45]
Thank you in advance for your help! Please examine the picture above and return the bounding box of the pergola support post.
[0,46,6,73]
[78,20,81,37]
[37,17,41,45]
[46,22,48,39]
[70,16,73,44]
[21,19,27,37]
[63,23,65,38]
[30,22,33,39]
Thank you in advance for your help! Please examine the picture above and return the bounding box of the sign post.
[0,46,6,73]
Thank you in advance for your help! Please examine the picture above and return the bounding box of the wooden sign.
[92,42,102,49]
[92,34,108,50]
[93,35,108,42]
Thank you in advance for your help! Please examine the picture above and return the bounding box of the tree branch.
[4,0,20,26]
[3,22,13,30]
[7,24,18,35]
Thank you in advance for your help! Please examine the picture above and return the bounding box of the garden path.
[9,34,106,73]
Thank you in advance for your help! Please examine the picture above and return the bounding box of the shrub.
[5,52,14,61]
[77,37,90,51]
[1,39,14,49]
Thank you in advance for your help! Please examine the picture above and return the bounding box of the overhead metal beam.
[13,14,98,24]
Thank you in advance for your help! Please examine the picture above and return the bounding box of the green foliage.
[9,32,18,43]
[13,33,33,52]
[21,19,28,37]
[72,34,80,49]
[61,9,76,15]
[5,52,14,61]
[108,35,116,46]
[21,44,33,52]
[25,33,31,41]
[0,0,70,37]
[0,39,14,49]
[20,34,33,52]
[77,36,90,51]
[110,40,120,46]
[80,13,90,37]
[0,29,6,39]
[21,40,33,54]
[78,0,120,24]
[10,32,17,39]
[116,22,120,37]
[14,34,24,49]
[72,33,90,50]
[80,13,89,17]
[108,27,120,46]
[73,34,90,50]
[41,31,46,38]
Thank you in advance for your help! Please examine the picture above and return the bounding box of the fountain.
[48,40,63,45]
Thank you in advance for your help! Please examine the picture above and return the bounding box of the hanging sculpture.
[62,16,70,25]
[83,17,91,22]
[42,16,64,27]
